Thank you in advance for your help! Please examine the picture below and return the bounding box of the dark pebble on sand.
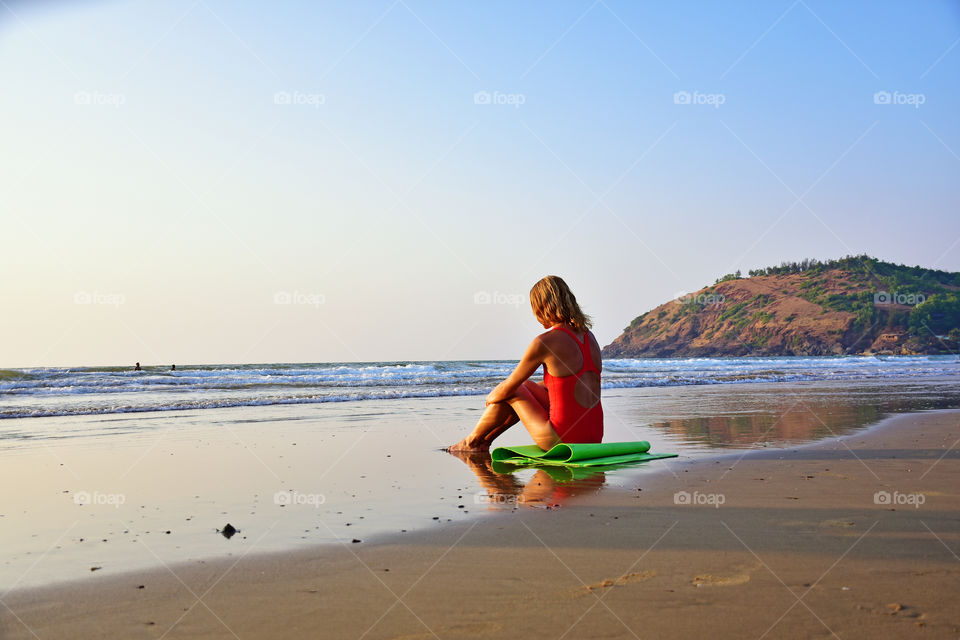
[138,585,145,589]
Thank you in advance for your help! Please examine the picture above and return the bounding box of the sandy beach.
[3,407,958,639]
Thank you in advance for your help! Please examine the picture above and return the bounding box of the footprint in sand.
[691,562,760,587]
[819,519,856,528]
[573,570,658,597]
[395,621,502,639]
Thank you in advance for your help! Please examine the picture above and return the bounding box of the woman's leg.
[449,380,558,452]
[506,382,561,451]
[524,379,549,407]
[448,401,520,452]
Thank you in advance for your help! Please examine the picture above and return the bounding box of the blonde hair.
[529,275,592,333]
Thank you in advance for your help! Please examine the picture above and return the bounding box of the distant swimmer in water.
[134,362,142,371]
[171,364,176,371]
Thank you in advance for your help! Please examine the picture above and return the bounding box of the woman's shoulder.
[541,324,590,343]
[534,326,565,347]
[535,327,559,344]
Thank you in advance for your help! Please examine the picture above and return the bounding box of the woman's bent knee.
[534,426,561,451]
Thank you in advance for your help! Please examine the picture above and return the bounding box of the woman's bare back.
[540,326,602,409]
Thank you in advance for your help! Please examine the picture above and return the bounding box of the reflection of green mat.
[491,441,677,468]
[490,461,609,480]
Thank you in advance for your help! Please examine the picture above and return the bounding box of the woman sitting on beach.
[449,275,603,453]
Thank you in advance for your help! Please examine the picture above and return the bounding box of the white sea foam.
[0,357,957,419]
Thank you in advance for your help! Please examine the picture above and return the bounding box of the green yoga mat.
[491,441,677,468]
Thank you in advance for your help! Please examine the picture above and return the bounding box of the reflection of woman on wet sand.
[449,450,606,508]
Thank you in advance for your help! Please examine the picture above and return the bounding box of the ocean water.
[1,355,958,421]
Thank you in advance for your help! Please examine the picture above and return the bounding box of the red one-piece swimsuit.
[542,325,604,443]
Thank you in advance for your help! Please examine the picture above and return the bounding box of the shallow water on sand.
[2,376,959,590]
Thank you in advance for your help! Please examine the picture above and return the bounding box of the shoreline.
[4,408,958,638]
[4,356,957,422]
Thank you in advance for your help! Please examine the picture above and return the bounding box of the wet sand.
[3,408,958,639]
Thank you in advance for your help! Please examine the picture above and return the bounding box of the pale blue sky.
[2,0,958,366]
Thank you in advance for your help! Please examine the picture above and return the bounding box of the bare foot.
[446,439,489,454]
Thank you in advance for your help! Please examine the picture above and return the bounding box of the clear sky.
[2,0,958,367]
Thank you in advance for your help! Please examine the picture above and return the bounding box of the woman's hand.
[485,383,506,406]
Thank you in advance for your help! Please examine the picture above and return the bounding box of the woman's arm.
[485,336,547,405]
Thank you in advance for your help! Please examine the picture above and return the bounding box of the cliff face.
[602,257,960,358]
